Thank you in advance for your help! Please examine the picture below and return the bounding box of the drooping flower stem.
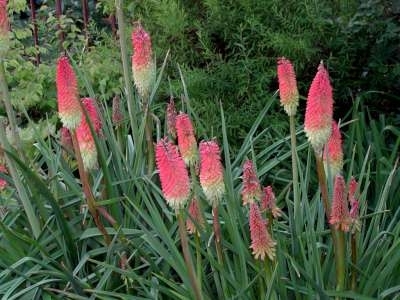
[351,233,357,290]
[315,154,345,294]
[177,210,203,300]
[0,62,24,161]
[290,115,300,225]
[71,130,110,245]
[115,0,138,144]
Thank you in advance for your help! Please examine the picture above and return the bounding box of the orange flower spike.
[186,198,205,235]
[56,56,82,130]
[277,57,299,116]
[155,138,190,209]
[261,186,282,218]
[304,62,333,154]
[323,121,343,177]
[249,202,276,261]
[329,175,351,232]
[241,160,262,205]
[76,98,102,170]
[131,24,155,98]
[199,140,225,206]
[175,113,198,166]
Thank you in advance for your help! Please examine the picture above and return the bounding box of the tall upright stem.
[315,155,331,217]
[177,210,203,300]
[115,0,139,144]
[143,101,154,174]
[289,115,301,248]
[351,233,357,290]
[71,130,110,245]
[81,0,89,38]
[315,154,345,294]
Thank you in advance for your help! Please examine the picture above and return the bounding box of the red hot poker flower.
[131,24,155,98]
[329,175,351,232]
[0,0,9,37]
[175,113,198,166]
[155,138,190,209]
[241,160,262,205]
[56,56,81,130]
[323,120,343,177]
[199,140,225,206]
[261,186,282,218]
[186,198,205,235]
[304,62,333,154]
[348,177,361,232]
[166,97,177,139]
[249,202,276,261]
[277,57,299,116]
[76,98,102,170]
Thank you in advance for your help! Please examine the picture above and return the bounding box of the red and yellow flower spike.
[241,160,262,205]
[348,177,361,232]
[0,0,9,37]
[155,138,190,209]
[131,23,155,98]
[175,113,198,166]
[304,62,333,154]
[249,202,276,261]
[277,57,299,116]
[166,97,177,139]
[199,140,225,206]
[76,98,102,170]
[329,174,351,232]
[186,198,205,235]
[56,56,82,130]
[261,186,282,218]
[323,120,343,177]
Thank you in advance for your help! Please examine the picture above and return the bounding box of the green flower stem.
[351,233,357,291]
[290,115,300,225]
[264,259,278,300]
[71,130,111,245]
[195,233,202,290]
[177,210,203,300]
[335,230,346,293]
[315,154,331,217]
[115,0,139,144]
[143,101,154,174]
[213,205,229,297]
[315,154,345,294]
[0,61,24,161]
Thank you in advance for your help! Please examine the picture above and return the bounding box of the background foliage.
[0,0,399,299]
